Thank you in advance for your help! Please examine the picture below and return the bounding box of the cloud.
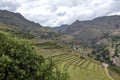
[0,0,20,11]
[0,0,120,27]
[109,11,120,16]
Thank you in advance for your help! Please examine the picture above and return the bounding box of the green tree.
[89,46,112,64]
[0,31,69,80]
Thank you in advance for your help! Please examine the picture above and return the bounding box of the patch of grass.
[53,53,111,80]
[0,25,35,39]
[108,66,120,80]
[35,40,112,80]
[108,69,120,80]
[35,42,63,49]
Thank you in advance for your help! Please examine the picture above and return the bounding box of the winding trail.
[103,63,114,80]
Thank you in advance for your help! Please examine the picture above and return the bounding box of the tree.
[89,45,112,64]
[0,31,69,80]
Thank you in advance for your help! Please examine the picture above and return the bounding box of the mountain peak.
[0,10,43,31]
[74,20,80,23]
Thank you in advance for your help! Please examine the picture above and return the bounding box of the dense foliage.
[0,31,69,80]
[88,46,112,64]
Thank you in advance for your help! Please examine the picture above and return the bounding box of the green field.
[52,53,111,80]
[36,41,112,80]
[108,69,120,80]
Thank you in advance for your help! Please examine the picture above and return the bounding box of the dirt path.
[103,63,114,80]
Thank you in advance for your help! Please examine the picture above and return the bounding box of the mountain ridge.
[0,9,62,40]
[57,15,120,47]
[0,9,120,47]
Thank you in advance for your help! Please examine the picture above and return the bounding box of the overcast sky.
[0,0,120,27]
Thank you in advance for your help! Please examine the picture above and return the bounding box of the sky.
[0,0,120,27]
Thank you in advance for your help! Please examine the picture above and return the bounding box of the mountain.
[53,24,69,32]
[59,15,120,47]
[0,10,43,32]
[66,15,120,34]
[0,9,120,80]
[0,9,120,47]
[0,10,61,40]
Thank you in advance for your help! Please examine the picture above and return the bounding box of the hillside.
[1,10,120,48]
[53,24,69,32]
[0,10,61,40]
[0,10,42,32]
[0,9,120,80]
[35,40,112,80]
[56,15,120,47]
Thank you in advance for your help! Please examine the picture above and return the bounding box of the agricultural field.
[52,53,112,80]
[35,41,112,80]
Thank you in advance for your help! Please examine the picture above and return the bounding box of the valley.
[35,41,113,80]
[0,10,120,80]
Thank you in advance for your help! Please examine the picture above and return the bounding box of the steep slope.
[53,24,69,32]
[61,15,120,47]
[66,15,120,34]
[0,10,61,40]
[0,10,43,32]
[2,10,120,48]
[0,22,35,39]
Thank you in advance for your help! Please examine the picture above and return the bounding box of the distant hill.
[53,24,69,32]
[0,10,120,80]
[0,10,61,40]
[0,10,43,32]
[0,9,120,47]
[58,15,120,47]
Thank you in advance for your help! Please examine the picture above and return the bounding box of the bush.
[0,31,69,80]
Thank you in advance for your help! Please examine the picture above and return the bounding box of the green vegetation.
[88,46,112,64]
[35,42,63,49]
[34,39,113,80]
[108,68,120,80]
[52,53,111,80]
[0,23,35,39]
[88,34,120,80]
[1,10,120,80]
[0,31,69,80]
[109,65,120,75]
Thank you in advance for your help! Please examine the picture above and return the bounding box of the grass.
[108,65,120,80]
[36,41,112,80]
[108,69,120,80]
[52,53,112,80]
